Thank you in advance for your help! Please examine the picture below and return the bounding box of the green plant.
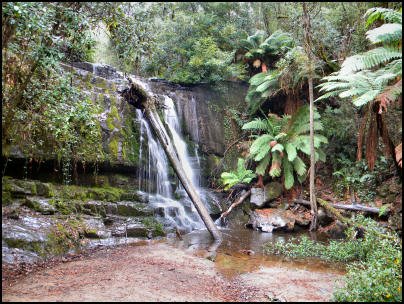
[220,158,256,190]
[263,215,402,302]
[316,7,402,171]
[242,105,327,189]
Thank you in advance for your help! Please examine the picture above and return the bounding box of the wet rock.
[2,218,51,254]
[83,217,111,239]
[24,197,57,215]
[250,188,266,207]
[2,246,42,265]
[116,201,153,217]
[247,209,295,232]
[320,220,347,239]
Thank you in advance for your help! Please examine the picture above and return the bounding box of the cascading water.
[135,92,209,233]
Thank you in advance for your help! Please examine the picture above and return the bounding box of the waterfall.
[135,94,207,233]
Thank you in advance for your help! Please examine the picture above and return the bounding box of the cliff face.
[3,62,248,178]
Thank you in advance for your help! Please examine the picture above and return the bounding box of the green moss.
[4,238,46,256]
[35,181,55,197]
[49,198,76,215]
[141,217,166,237]
[108,137,119,158]
[45,220,84,256]
[106,104,121,131]
[2,191,12,205]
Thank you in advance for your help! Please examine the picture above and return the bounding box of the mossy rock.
[141,217,166,237]
[14,180,37,195]
[116,202,153,217]
[35,182,55,197]
[3,178,34,198]
[88,187,124,202]
[4,238,46,257]
[49,199,77,215]
[24,197,57,215]
[45,220,85,256]
[264,182,283,202]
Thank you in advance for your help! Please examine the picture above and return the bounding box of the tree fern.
[364,7,402,28]
[243,105,327,190]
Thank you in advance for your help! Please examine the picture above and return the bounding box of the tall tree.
[302,3,318,231]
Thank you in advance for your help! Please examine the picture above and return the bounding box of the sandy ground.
[2,242,343,302]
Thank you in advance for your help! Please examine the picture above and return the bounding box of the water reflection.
[167,225,346,279]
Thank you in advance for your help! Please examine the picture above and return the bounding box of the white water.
[135,89,211,233]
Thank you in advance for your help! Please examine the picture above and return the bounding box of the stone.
[24,197,57,215]
[116,202,153,217]
[247,209,295,232]
[83,218,111,239]
[35,182,54,197]
[264,182,283,201]
[250,182,283,208]
[250,187,266,207]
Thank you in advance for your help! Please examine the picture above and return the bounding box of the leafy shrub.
[263,215,402,302]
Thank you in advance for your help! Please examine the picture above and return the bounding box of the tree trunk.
[125,78,222,241]
[303,3,318,231]
[294,198,384,215]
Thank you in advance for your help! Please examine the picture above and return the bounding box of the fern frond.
[339,47,401,75]
[283,158,294,190]
[250,134,273,156]
[366,23,402,45]
[293,156,306,176]
[364,7,402,28]
[242,118,268,131]
[256,153,271,176]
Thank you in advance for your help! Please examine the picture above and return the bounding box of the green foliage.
[2,2,105,164]
[242,106,327,189]
[332,156,392,203]
[263,215,402,302]
[316,6,402,108]
[220,158,256,190]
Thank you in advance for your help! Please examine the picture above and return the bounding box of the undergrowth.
[263,215,402,302]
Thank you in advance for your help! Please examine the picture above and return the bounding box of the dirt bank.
[2,241,343,302]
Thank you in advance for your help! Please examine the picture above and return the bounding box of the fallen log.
[219,189,251,220]
[124,77,222,241]
[294,198,383,215]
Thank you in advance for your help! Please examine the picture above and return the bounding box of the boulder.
[24,197,57,215]
[247,209,295,232]
[250,182,283,208]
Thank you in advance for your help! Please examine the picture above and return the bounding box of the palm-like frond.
[245,105,327,189]
[364,7,402,28]
[260,30,295,56]
[366,23,402,45]
[339,47,401,75]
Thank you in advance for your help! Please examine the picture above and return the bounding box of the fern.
[366,23,402,45]
[220,158,256,190]
[244,105,327,189]
[364,7,402,28]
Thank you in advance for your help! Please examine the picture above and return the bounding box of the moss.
[45,221,84,256]
[108,137,119,159]
[4,238,46,256]
[49,198,77,215]
[106,104,121,131]
[35,181,55,197]
[2,190,12,205]
[88,186,124,202]
[141,217,166,237]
